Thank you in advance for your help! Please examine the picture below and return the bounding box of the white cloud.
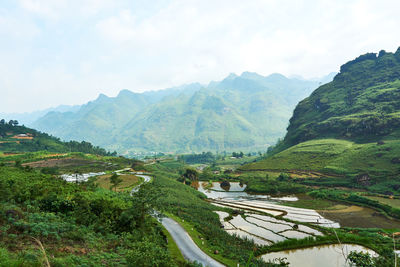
[1,0,400,112]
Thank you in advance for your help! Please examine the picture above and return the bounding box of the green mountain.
[32,73,333,155]
[283,48,400,149]
[243,48,400,192]
[0,120,113,155]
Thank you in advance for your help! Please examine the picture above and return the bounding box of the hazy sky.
[1,0,400,112]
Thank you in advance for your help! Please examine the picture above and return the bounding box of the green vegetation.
[241,138,400,194]
[242,139,400,175]
[146,162,278,266]
[281,194,338,210]
[309,189,400,220]
[0,122,115,156]
[0,165,177,266]
[179,152,216,164]
[110,173,123,191]
[96,173,142,192]
[32,73,332,154]
[282,48,400,148]
[241,48,400,199]
[0,151,133,174]
[240,173,307,194]
[365,196,400,209]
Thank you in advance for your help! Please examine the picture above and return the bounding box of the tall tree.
[182,168,198,183]
[110,173,123,191]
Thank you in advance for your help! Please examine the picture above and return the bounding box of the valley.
[2,48,400,267]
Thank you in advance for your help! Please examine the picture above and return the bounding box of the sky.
[1,0,400,113]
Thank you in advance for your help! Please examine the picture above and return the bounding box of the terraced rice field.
[207,182,331,246]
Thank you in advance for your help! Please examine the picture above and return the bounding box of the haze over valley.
[6,72,334,155]
[1,1,400,267]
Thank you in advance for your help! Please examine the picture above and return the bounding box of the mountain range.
[16,72,335,155]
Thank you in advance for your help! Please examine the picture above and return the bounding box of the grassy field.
[241,139,400,179]
[365,196,400,209]
[215,156,258,167]
[95,173,142,192]
[280,194,340,210]
[0,151,133,173]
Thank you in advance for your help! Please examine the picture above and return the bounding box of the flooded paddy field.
[261,244,377,267]
[194,180,400,265]
[197,181,398,265]
[201,182,334,247]
[320,205,400,229]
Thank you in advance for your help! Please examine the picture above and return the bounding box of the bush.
[126,238,174,267]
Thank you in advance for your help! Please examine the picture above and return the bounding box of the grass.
[216,156,258,167]
[95,174,142,192]
[167,213,237,267]
[365,196,400,209]
[281,194,339,210]
[241,138,400,179]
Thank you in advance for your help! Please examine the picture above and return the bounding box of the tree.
[0,119,5,125]
[110,173,123,191]
[130,183,162,228]
[347,251,375,267]
[182,168,198,184]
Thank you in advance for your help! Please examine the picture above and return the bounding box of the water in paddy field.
[198,182,338,227]
[260,244,377,267]
[200,182,337,249]
[197,181,298,201]
[60,172,105,182]
[199,182,381,266]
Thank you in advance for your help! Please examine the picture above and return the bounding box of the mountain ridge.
[242,47,400,188]
[281,47,400,149]
[31,72,334,155]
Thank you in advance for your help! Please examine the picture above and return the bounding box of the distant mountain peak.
[224,73,238,80]
[117,89,136,98]
[266,73,288,80]
[240,71,264,80]
[96,93,109,100]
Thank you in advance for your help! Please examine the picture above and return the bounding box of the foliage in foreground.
[0,166,176,266]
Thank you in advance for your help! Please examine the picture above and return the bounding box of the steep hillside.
[32,73,331,154]
[33,84,202,148]
[283,48,400,148]
[243,47,400,191]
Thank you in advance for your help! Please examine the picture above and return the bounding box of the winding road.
[130,172,225,266]
[130,173,152,194]
[161,217,225,267]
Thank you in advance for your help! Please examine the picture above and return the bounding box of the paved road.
[130,174,224,266]
[130,174,152,194]
[161,217,225,267]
